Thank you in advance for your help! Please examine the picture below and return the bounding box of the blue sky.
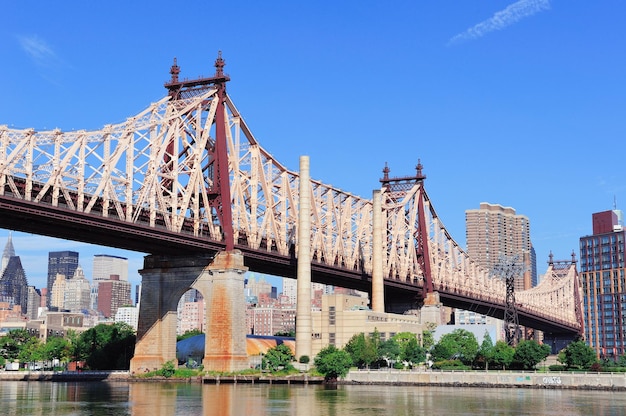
[1,1,625,292]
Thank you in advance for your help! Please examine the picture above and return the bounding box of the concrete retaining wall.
[0,370,130,381]
[346,369,626,390]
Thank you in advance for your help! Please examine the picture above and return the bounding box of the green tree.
[513,340,551,370]
[344,332,379,368]
[559,341,597,370]
[176,329,203,342]
[0,329,35,362]
[378,338,401,367]
[476,331,495,370]
[431,329,478,365]
[431,339,454,362]
[491,341,515,370]
[314,345,353,382]
[274,330,296,337]
[422,324,436,350]
[392,332,417,352]
[262,344,294,372]
[18,336,43,367]
[401,336,427,368]
[42,336,72,367]
[75,323,136,370]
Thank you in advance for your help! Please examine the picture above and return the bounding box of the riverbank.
[0,370,130,382]
[345,369,626,390]
[2,369,626,390]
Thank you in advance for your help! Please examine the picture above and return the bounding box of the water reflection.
[1,381,626,415]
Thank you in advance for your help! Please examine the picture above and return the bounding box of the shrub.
[548,364,566,371]
[431,359,470,370]
[299,355,310,364]
[589,362,603,372]
[158,360,176,378]
[314,345,353,382]
[262,344,295,372]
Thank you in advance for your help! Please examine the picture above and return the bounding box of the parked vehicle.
[5,362,19,371]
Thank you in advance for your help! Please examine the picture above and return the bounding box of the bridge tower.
[380,160,433,293]
[130,53,248,373]
[380,161,442,321]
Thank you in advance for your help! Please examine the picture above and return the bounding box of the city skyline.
[1,1,625,288]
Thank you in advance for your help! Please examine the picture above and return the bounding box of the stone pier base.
[130,251,249,374]
[421,292,443,325]
[130,255,211,374]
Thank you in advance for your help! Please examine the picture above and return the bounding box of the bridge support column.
[200,250,249,372]
[130,255,212,374]
[296,155,312,361]
[421,292,443,326]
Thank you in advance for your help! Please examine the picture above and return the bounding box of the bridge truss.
[0,55,582,335]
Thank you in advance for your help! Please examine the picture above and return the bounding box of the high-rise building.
[50,274,67,310]
[1,233,15,276]
[26,286,42,320]
[465,202,536,291]
[0,256,29,313]
[47,251,79,307]
[580,209,626,359]
[92,254,128,282]
[248,305,296,336]
[178,299,205,335]
[245,274,274,299]
[1,235,29,313]
[91,255,129,311]
[64,266,91,312]
[115,306,139,331]
[97,275,131,319]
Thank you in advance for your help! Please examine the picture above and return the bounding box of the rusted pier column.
[296,155,312,361]
[201,250,249,372]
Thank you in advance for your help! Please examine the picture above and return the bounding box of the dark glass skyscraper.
[0,256,29,312]
[580,209,626,359]
[0,234,29,313]
[47,251,79,308]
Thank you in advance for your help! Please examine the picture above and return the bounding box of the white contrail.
[17,34,59,67]
[448,0,551,45]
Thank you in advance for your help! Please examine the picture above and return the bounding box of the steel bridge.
[0,53,583,341]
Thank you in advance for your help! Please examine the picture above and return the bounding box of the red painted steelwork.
[380,160,432,299]
[417,187,433,296]
[164,52,235,251]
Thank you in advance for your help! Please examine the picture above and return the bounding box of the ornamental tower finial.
[215,51,225,77]
[382,162,390,182]
[169,58,180,83]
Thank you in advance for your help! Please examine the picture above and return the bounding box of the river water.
[1,381,624,415]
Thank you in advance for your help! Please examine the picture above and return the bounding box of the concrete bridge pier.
[420,292,443,326]
[200,250,249,372]
[130,251,248,374]
[130,254,212,374]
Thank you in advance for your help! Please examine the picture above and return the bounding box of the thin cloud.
[448,0,550,46]
[17,34,62,68]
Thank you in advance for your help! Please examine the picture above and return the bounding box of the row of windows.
[581,234,625,248]
[325,331,397,346]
